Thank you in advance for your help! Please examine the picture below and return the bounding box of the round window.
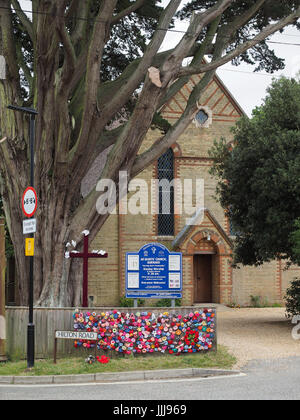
[195,110,209,125]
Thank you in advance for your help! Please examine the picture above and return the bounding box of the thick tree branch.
[0,0,20,86]
[11,0,34,41]
[98,0,182,127]
[55,4,76,89]
[177,6,300,78]
[132,27,229,176]
[111,0,147,25]
[68,0,181,195]
[158,15,221,110]
[161,0,234,77]
[69,0,89,48]
[68,0,118,180]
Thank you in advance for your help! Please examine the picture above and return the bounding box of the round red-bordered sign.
[22,187,38,218]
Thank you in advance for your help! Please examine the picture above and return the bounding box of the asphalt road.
[0,357,300,402]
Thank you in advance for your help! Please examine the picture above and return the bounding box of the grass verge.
[0,346,236,376]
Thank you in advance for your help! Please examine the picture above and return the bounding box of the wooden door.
[194,255,212,303]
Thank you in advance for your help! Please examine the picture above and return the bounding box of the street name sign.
[54,330,98,364]
[55,331,98,340]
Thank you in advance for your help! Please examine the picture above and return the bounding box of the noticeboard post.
[126,243,182,307]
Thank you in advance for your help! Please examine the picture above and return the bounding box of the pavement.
[0,367,240,385]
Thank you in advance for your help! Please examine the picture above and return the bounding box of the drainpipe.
[0,216,6,361]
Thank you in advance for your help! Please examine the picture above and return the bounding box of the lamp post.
[7,105,38,368]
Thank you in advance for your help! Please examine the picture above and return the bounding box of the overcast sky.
[19,0,300,116]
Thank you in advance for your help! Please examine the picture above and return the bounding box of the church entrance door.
[194,254,212,303]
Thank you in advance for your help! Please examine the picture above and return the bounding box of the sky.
[18,0,300,117]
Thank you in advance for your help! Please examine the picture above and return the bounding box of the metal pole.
[0,217,6,362]
[7,106,38,368]
[27,114,35,369]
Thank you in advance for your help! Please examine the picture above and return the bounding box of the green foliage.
[285,278,300,318]
[100,0,164,82]
[290,219,300,262]
[154,298,182,307]
[210,77,300,266]
[119,295,145,307]
[249,295,271,308]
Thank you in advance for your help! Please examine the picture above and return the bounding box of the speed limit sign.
[22,187,38,218]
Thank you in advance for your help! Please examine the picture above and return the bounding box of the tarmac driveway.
[217,307,300,368]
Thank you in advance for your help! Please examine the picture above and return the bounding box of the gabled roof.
[172,207,233,250]
[161,71,246,122]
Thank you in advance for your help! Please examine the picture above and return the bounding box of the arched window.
[157,148,175,236]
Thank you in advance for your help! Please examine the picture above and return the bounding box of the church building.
[82,72,300,308]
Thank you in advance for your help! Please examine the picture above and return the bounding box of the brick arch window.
[157,148,175,236]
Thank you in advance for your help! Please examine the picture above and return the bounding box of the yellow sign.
[25,238,35,256]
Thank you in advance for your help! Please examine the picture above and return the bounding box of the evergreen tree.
[0,1,299,305]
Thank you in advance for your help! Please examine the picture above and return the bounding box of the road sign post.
[22,186,38,368]
[8,105,38,369]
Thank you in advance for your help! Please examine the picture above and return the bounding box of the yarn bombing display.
[73,309,216,355]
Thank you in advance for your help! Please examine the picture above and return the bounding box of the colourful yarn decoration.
[73,309,216,356]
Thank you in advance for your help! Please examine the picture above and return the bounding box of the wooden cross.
[69,234,108,307]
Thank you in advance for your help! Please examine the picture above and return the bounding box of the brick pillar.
[0,217,6,361]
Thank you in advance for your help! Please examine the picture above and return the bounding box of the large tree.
[0,0,299,306]
[210,76,300,267]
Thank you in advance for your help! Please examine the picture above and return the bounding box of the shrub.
[119,295,145,307]
[285,278,300,318]
[154,298,182,307]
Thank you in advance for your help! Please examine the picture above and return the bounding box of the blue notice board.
[126,243,182,299]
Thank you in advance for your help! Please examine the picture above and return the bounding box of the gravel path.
[217,307,300,368]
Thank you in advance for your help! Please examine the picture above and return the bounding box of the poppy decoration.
[96,355,110,364]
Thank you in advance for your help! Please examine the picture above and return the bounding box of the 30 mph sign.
[22,187,38,218]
